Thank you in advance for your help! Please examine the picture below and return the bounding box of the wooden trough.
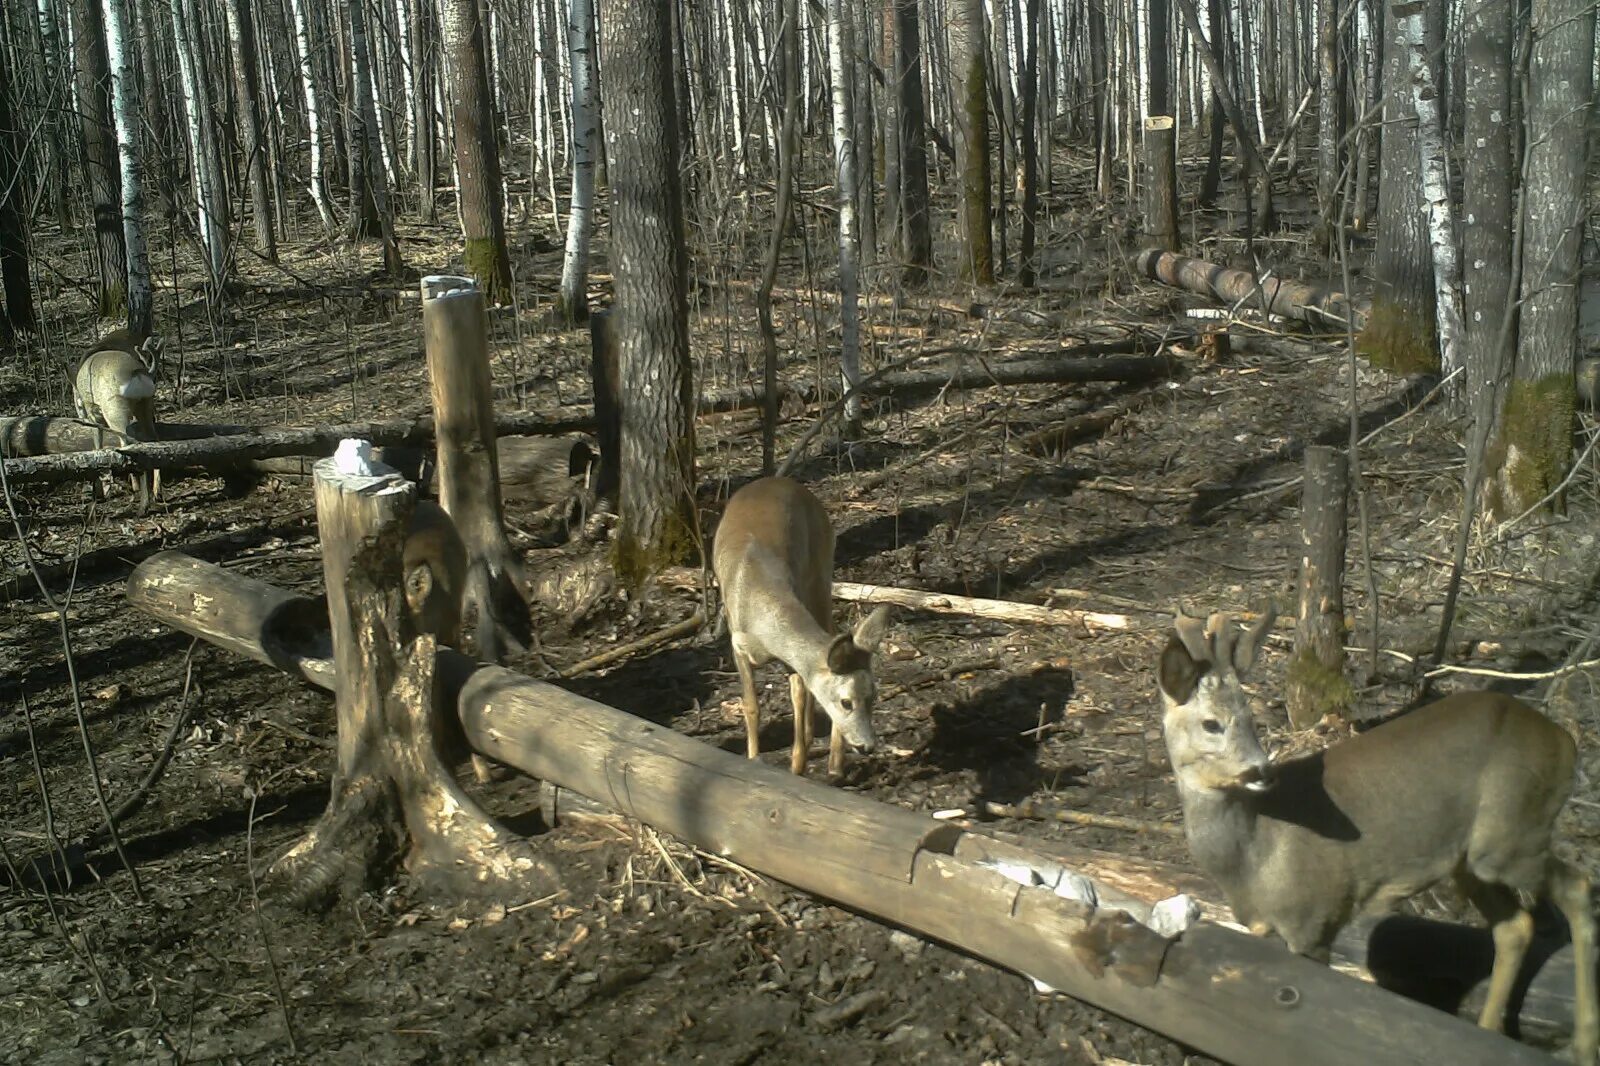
[126,545,1573,1066]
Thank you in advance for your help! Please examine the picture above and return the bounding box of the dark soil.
[5,155,1600,1065]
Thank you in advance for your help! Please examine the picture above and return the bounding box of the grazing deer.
[713,476,890,776]
[403,500,504,783]
[73,329,163,512]
[1157,607,1597,1064]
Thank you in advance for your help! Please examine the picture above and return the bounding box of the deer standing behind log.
[72,329,163,512]
[713,477,890,776]
[1157,607,1598,1064]
[403,500,500,782]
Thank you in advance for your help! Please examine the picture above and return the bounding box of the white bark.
[1396,0,1464,383]
[171,0,227,281]
[557,0,597,318]
[102,0,152,335]
[288,0,337,230]
[393,0,416,163]
[826,0,862,427]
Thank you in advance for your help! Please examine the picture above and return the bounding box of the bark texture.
[440,0,511,302]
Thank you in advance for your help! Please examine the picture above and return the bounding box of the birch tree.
[556,0,597,324]
[171,0,230,285]
[827,0,864,432]
[288,0,337,230]
[347,0,404,273]
[103,0,152,339]
[894,0,931,286]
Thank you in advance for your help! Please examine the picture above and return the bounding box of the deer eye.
[840,698,854,712]
[1201,719,1224,735]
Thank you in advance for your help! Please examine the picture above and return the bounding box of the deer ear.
[1233,604,1277,676]
[827,633,870,674]
[1158,636,1206,704]
[851,605,890,653]
[405,563,435,611]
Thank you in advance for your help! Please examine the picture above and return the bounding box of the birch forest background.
[2,0,1600,1060]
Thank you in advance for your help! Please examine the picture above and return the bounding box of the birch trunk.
[102,0,153,339]
[288,0,337,230]
[222,0,277,260]
[556,0,597,324]
[827,0,864,431]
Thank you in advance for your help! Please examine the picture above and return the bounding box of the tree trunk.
[556,0,597,324]
[439,0,511,302]
[1460,0,1513,423]
[827,0,864,433]
[755,0,800,474]
[1394,1,1463,387]
[1018,0,1043,283]
[269,461,558,910]
[422,275,532,661]
[1141,0,1177,252]
[102,0,153,339]
[1314,0,1346,246]
[1287,446,1350,729]
[409,0,436,222]
[0,36,37,334]
[347,0,403,273]
[599,0,696,586]
[894,0,931,286]
[1198,0,1225,206]
[288,0,337,230]
[1487,0,1595,518]
[949,0,992,283]
[172,0,231,288]
[222,0,277,260]
[1358,0,1439,375]
[70,0,128,318]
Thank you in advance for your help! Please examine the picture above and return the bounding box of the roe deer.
[1157,607,1597,1063]
[73,329,163,512]
[403,500,502,782]
[713,477,890,776]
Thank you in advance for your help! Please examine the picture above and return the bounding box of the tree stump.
[421,274,532,662]
[270,458,557,907]
[1287,446,1351,728]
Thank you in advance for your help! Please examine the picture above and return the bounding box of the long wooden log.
[1134,248,1366,329]
[0,412,593,484]
[457,666,1549,1066]
[124,554,1572,1063]
[831,580,1131,629]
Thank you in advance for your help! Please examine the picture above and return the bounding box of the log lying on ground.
[458,667,1548,1066]
[1134,248,1367,330]
[657,567,1131,630]
[124,553,1565,1064]
[694,339,1181,412]
[0,411,593,485]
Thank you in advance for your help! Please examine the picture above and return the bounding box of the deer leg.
[827,718,846,777]
[788,673,811,775]
[735,654,761,760]
[1460,875,1534,1033]
[1549,860,1598,1065]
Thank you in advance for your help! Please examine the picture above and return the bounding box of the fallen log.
[832,580,1131,630]
[125,551,1569,1065]
[1134,248,1367,330]
[657,566,1131,630]
[693,338,1180,413]
[0,411,594,485]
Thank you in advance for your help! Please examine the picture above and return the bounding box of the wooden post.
[270,458,557,906]
[1288,446,1351,728]
[1142,116,1179,251]
[420,274,531,662]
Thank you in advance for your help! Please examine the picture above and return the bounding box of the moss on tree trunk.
[1485,374,1576,518]
[1356,298,1437,375]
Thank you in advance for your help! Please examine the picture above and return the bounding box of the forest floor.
[5,151,1600,1065]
